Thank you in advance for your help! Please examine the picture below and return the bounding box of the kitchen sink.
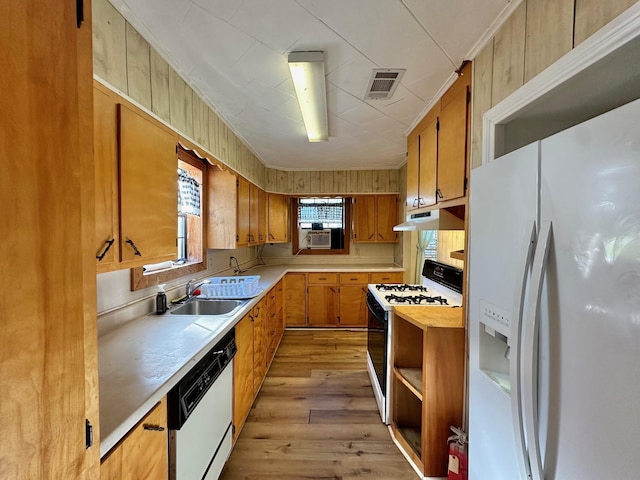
[170,299,246,316]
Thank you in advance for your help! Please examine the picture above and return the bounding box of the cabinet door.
[352,196,376,242]
[370,272,404,284]
[437,86,468,202]
[119,103,177,265]
[418,118,438,208]
[121,399,168,479]
[376,195,398,242]
[252,301,266,396]
[101,399,168,480]
[257,188,267,244]
[2,2,96,476]
[249,183,260,245]
[208,168,237,249]
[407,134,420,210]
[94,83,119,271]
[307,286,339,326]
[339,285,368,327]
[284,273,306,326]
[267,194,290,243]
[236,176,250,246]
[233,314,254,439]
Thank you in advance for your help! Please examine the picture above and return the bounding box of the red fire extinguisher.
[448,426,468,480]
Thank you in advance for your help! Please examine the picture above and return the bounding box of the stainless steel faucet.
[186,278,209,298]
[229,256,242,274]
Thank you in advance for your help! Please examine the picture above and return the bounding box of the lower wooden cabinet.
[338,285,368,326]
[100,399,168,480]
[233,313,255,441]
[284,273,306,326]
[251,300,267,397]
[370,272,404,284]
[285,271,402,327]
[234,291,284,440]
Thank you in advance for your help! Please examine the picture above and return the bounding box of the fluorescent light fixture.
[288,51,329,142]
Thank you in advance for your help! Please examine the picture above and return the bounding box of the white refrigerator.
[468,97,640,479]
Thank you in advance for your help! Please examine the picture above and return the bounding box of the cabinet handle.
[350,278,358,281]
[125,238,142,256]
[368,234,375,240]
[318,277,326,280]
[76,0,84,28]
[378,233,384,240]
[412,198,418,207]
[96,238,115,261]
[436,188,444,200]
[268,233,274,240]
[143,424,165,432]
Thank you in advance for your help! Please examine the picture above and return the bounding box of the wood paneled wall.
[92,0,399,194]
[471,0,639,168]
[265,168,399,194]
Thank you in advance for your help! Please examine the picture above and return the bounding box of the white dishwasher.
[167,329,236,480]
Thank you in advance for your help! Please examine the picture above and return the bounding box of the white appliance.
[168,329,236,480]
[468,98,640,479]
[366,260,463,423]
[307,230,331,249]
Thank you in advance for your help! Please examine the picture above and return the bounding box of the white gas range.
[366,260,463,423]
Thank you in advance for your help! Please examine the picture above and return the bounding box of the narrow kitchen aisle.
[220,330,417,479]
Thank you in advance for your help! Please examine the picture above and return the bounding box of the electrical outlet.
[355,247,360,256]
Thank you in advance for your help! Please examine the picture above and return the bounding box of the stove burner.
[384,294,449,305]
[376,284,429,293]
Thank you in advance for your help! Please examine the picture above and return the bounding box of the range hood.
[393,209,464,231]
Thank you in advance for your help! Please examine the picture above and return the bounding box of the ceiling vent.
[365,69,406,99]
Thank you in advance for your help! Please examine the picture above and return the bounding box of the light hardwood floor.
[221,330,418,479]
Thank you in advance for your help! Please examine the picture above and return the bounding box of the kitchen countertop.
[99,263,402,456]
[393,305,464,329]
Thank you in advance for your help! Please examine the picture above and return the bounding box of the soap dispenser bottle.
[156,284,168,315]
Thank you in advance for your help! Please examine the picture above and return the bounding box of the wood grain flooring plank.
[309,409,384,425]
[237,423,394,442]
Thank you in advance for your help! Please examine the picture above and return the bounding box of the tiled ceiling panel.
[110,0,514,171]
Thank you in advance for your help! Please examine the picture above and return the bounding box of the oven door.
[367,292,387,397]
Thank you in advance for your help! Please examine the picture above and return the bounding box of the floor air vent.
[365,69,405,99]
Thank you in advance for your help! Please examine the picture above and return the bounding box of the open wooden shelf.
[450,249,465,261]
[394,367,422,400]
[391,308,465,478]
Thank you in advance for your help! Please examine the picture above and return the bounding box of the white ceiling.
[110,0,514,171]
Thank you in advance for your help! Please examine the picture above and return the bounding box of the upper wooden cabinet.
[94,83,119,272]
[208,167,237,249]
[236,176,250,247]
[352,195,399,243]
[437,85,469,202]
[267,193,290,243]
[119,103,178,266]
[249,183,260,246]
[94,83,179,271]
[258,188,268,244]
[407,62,471,210]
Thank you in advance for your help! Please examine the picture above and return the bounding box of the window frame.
[130,146,208,291]
[291,196,351,255]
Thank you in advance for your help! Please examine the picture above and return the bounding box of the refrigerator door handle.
[510,221,537,480]
[522,221,553,480]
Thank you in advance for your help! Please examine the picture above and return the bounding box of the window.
[292,197,350,255]
[131,146,208,291]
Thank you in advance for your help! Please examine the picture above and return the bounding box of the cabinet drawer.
[339,273,368,285]
[370,272,403,284]
[307,273,337,285]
